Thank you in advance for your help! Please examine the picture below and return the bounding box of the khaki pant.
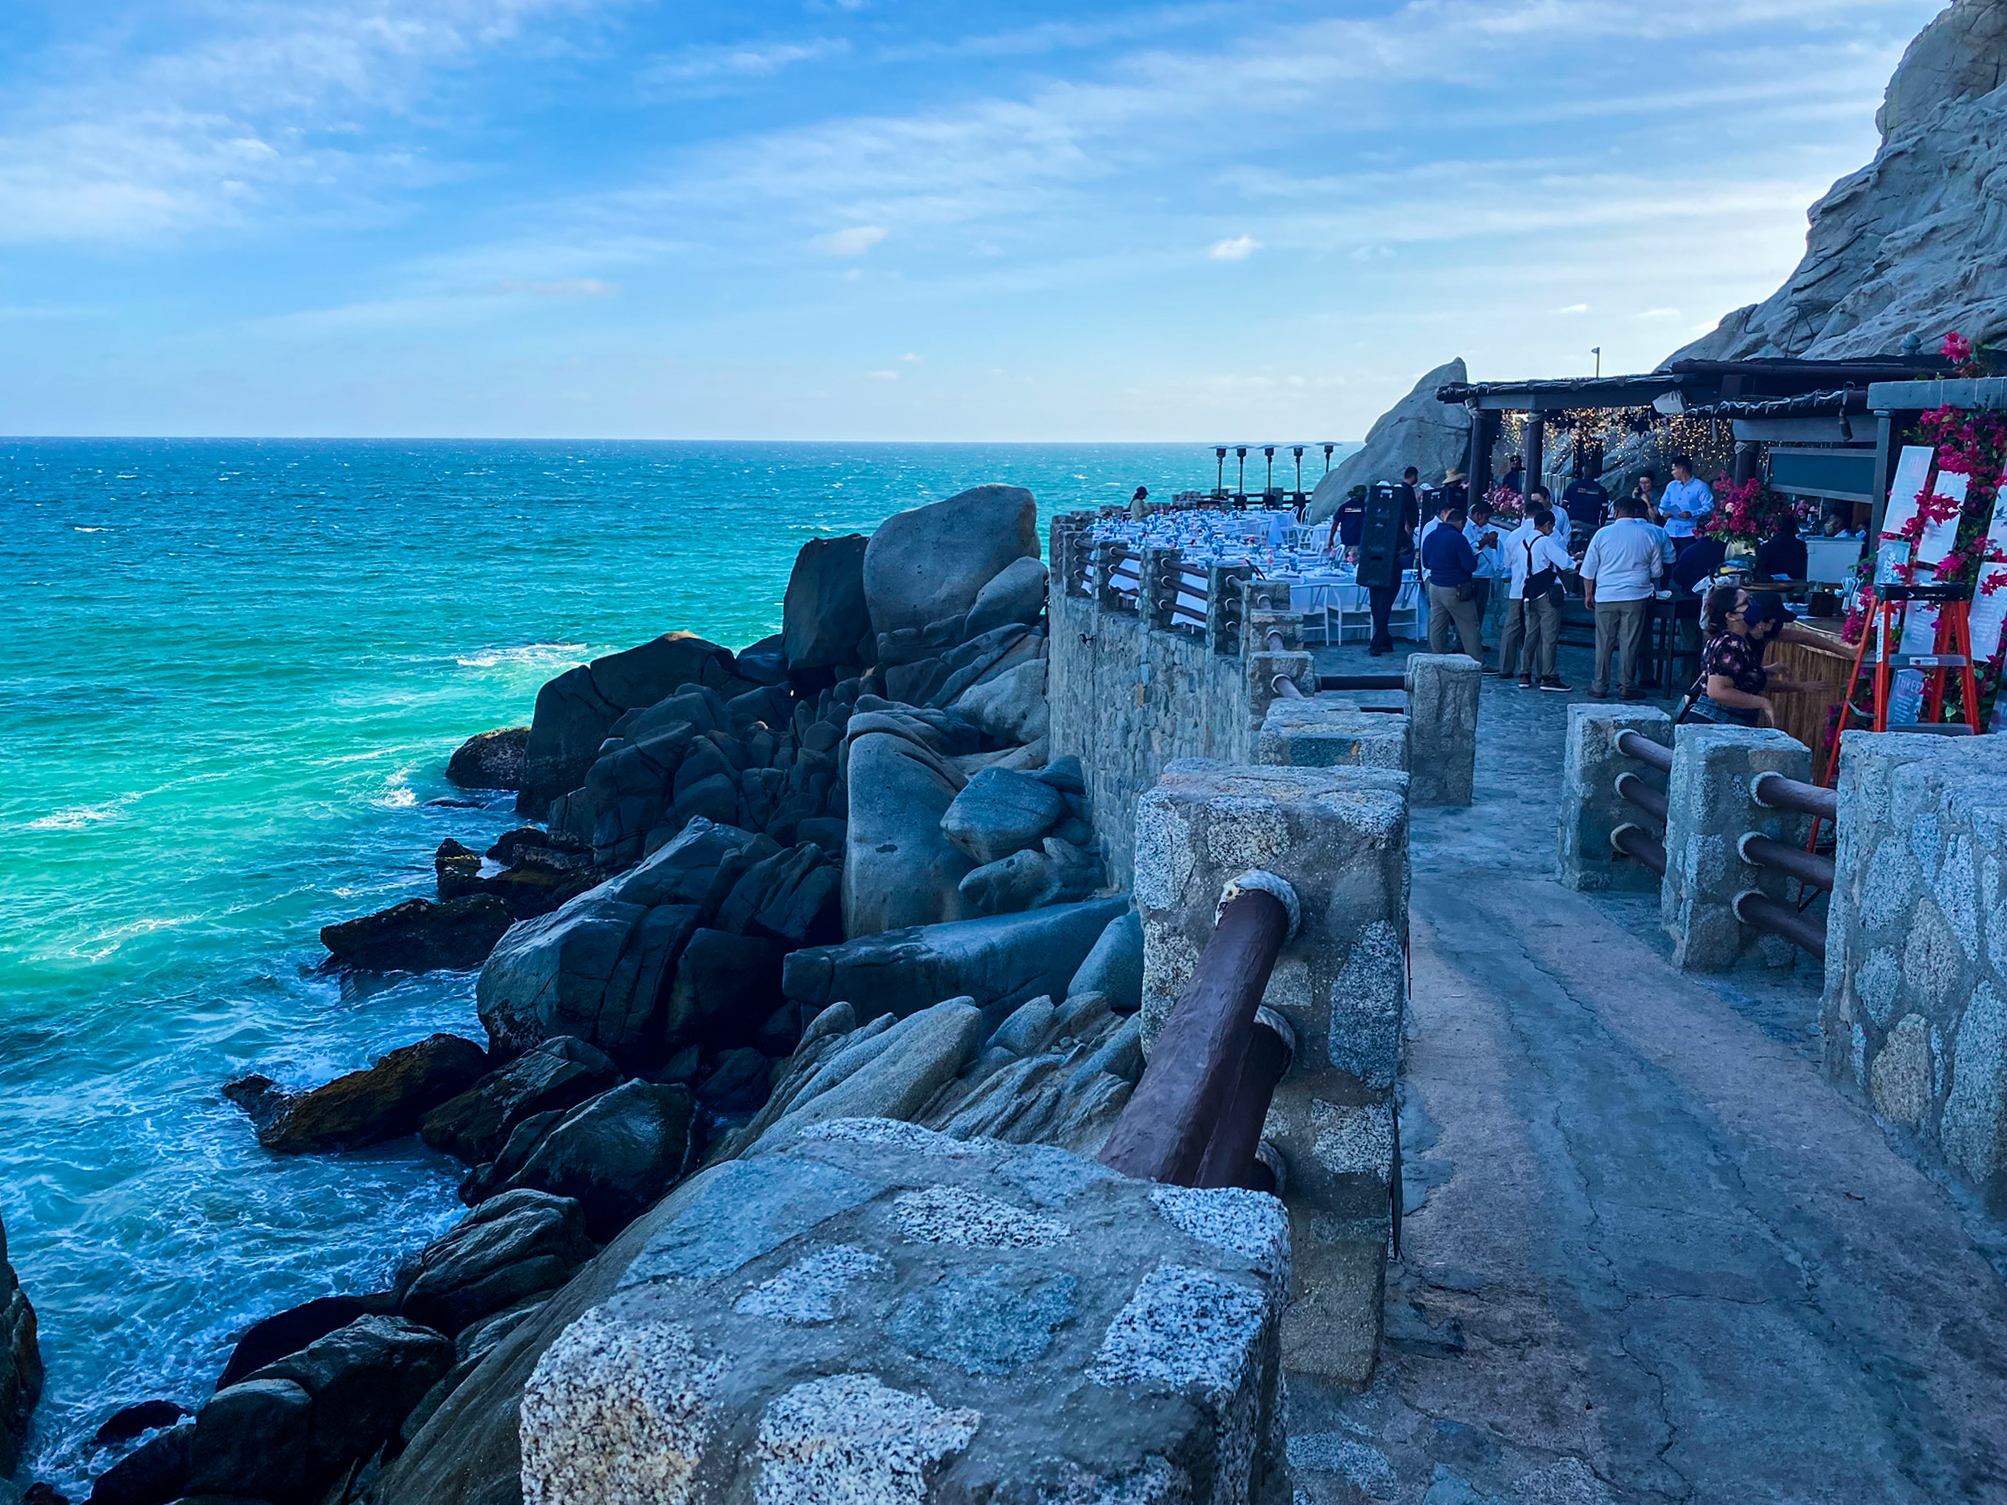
[1592,598,1649,695]
[1427,583,1484,658]
[1525,593,1560,680]
[1497,595,1526,677]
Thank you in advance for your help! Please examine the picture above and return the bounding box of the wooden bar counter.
[1767,618,1855,759]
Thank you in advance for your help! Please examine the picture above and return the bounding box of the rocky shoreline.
[14,482,1151,1505]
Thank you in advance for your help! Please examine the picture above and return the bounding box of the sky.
[0,0,1951,441]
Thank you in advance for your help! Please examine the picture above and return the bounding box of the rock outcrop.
[319,894,513,973]
[224,1034,490,1154]
[446,727,529,791]
[517,634,753,818]
[1306,358,1470,522]
[863,483,1039,665]
[0,1214,40,1478]
[781,533,871,671]
[1676,0,2007,362]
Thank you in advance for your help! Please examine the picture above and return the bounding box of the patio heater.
[1293,445,1304,493]
[1263,445,1275,499]
[1236,446,1247,503]
[1215,447,1227,498]
[1323,443,1334,472]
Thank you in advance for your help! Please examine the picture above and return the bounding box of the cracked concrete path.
[1287,645,2007,1504]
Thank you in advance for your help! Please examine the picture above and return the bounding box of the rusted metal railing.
[1738,832,1835,892]
[1099,876,1298,1191]
[1609,729,1670,877]
[1735,889,1827,961]
[1750,770,1838,824]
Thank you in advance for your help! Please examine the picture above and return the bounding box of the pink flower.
[1943,330,1975,365]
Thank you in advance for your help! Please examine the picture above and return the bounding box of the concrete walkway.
[1285,640,2007,1505]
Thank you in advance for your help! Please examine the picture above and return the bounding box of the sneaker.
[1589,686,1608,700]
[1516,677,1535,689]
[1539,678,1573,692]
[1482,666,1502,676]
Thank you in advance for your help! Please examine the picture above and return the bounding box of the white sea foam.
[454,641,588,669]
[27,797,134,830]
[70,525,110,532]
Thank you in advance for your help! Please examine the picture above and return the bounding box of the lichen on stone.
[733,1245,889,1325]
[1149,1184,1289,1279]
[892,1185,1068,1248]
[754,1373,980,1505]
[1087,1261,1268,1396]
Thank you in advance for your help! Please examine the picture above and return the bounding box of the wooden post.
[1465,402,1485,499]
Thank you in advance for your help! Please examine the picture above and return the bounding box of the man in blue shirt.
[1421,501,1483,658]
[1659,455,1714,545]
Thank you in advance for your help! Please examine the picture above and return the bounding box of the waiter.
[1357,473,1420,657]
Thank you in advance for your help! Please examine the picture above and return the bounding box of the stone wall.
[516,1119,1291,1504]
[1561,705,1671,893]
[1822,733,2007,1197]
[1134,760,1409,1390]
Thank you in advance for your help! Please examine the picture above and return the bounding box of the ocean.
[0,436,1349,1486]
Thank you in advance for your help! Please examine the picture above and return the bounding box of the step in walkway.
[1287,649,2007,1504]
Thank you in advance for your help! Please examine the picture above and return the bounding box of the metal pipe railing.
[1735,889,1827,960]
[1614,771,1668,823]
[1611,823,1667,876]
[1099,885,1293,1186]
[1738,832,1835,892]
[1318,674,1406,693]
[1750,771,1838,823]
[1193,1010,1294,1192]
[1272,674,1304,698]
[1614,728,1673,774]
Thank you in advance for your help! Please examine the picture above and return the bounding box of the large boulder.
[659,929,786,1053]
[183,1378,312,1503]
[400,1189,599,1337]
[217,1292,400,1389]
[1067,909,1145,1014]
[0,1215,39,1478]
[319,895,513,973]
[494,1081,700,1241]
[1673,0,2007,362]
[88,1419,192,1505]
[940,766,1067,865]
[950,657,1049,745]
[445,727,528,791]
[782,534,872,671]
[475,893,701,1065]
[962,555,1048,640]
[842,731,974,936]
[783,897,1130,1034]
[863,484,1039,663]
[223,1034,490,1154]
[517,635,748,818]
[420,1036,620,1166]
[1306,358,1469,524]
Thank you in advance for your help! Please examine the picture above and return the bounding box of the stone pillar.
[1561,704,1671,891]
[1207,563,1254,656]
[1403,653,1480,807]
[1822,733,2007,1187]
[1660,725,1811,972]
[1140,546,1181,633]
[1135,760,1409,1389]
[1254,697,1408,773]
[518,1122,1291,1505]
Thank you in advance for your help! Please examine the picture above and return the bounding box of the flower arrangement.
[1702,476,1784,543]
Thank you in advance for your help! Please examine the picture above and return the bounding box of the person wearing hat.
[1687,586,1831,726]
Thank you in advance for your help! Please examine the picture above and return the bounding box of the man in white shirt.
[1580,497,1665,700]
[1659,455,1714,543]
[1464,498,1504,631]
[1500,506,1574,689]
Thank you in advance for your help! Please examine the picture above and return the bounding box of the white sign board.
[1900,470,1970,656]
[1969,496,2007,664]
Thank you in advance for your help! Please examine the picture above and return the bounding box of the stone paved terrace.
[1285,637,2007,1505]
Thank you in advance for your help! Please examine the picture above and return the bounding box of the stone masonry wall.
[1134,760,1410,1389]
[1823,733,2007,1197]
[517,1118,1292,1505]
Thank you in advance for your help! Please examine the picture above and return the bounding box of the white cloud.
[1209,234,1260,260]
[900,351,922,362]
[1553,303,1590,314]
[1635,306,1683,318]
[484,278,621,297]
[867,368,899,379]
[817,224,889,256]
[642,37,849,89]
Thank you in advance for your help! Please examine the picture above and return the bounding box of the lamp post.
[1592,346,1602,378]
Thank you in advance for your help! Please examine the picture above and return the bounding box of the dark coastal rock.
[660,929,785,1051]
[399,1190,597,1336]
[713,842,840,947]
[782,534,871,671]
[87,1419,192,1505]
[784,896,1130,1033]
[486,827,549,864]
[841,730,972,936]
[184,1381,310,1503]
[957,849,1052,916]
[0,1213,42,1478]
[445,728,528,791]
[228,1317,452,1485]
[1038,755,1086,796]
[432,838,484,902]
[693,1047,774,1114]
[217,1294,400,1390]
[950,657,1048,745]
[941,766,1067,865]
[517,634,748,818]
[496,1080,699,1240]
[93,1400,189,1448]
[481,847,602,921]
[863,484,1039,661]
[319,895,512,974]
[731,633,788,686]
[223,1034,489,1154]
[420,1036,619,1166]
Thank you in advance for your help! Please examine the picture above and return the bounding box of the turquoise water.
[3,437,1319,1485]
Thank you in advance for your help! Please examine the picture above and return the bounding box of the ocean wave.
[70,525,111,532]
[27,797,135,830]
[453,641,587,669]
